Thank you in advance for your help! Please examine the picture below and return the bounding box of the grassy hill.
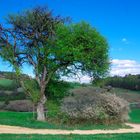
[113,88,140,103]
[0,79,18,90]
[0,77,26,102]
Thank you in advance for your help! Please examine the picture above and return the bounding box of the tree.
[0,7,109,121]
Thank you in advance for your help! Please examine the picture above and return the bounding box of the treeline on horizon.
[1,71,140,91]
[104,74,140,91]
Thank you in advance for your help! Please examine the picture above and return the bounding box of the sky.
[0,0,140,83]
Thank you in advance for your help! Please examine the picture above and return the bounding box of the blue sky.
[0,0,140,80]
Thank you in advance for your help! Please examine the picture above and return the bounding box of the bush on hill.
[61,87,129,124]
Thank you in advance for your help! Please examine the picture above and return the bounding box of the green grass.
[0,100,139,130]
[0,111,129,130]
[0,79,13,87]
[0,85,139,130]
[0,133,140,140]
[0,79,17,90]
[129,109,140,123]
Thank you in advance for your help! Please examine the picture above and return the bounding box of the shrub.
[46,80,71,101]
[0,101,5,109]
[5,100,34,112]
[46,100,60,118]
[4,97,10,105]
[61,87,129,124]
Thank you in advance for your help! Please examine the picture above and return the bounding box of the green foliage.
[105,74,140,90]
[0,7,109,120]
[92,78,106,87]
[22,79,40,104]
[46,80,91,101]
[46,80,71,101]
[4,97,10,105]
[46,100,60,118]
[54,22,109,78]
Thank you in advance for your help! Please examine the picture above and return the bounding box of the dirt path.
[0,123,140,135]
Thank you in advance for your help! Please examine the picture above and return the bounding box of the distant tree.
[104,74,140,90]
[0,7,109,121]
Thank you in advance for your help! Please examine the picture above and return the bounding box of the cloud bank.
[110,59,140,76]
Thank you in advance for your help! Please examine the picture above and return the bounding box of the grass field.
[0,89,139,130]
[113,88,140,103]
[0,111,129,130]
[0,79,17,90]
[0,133,140,140]
[0,108,138,130]
[129,109,140,123]
[0,79,13,87]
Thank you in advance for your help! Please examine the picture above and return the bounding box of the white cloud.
[121,38,129,44]
[122,38,127,42]
[110,59,140,76]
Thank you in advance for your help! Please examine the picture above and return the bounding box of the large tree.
[0,7,109,121]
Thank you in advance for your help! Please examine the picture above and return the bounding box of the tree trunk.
[36,94,47,121]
